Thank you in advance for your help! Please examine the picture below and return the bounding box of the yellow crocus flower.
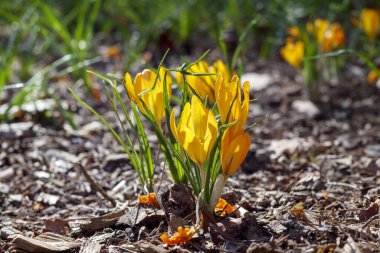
[209,127,250,208]
[307,19,345,52]
[361,8,380,39]
[170,96,218,166]
[215,75,250,131]
[288,26,301,38]
[220,127,250,177]
[280,39,304,69]
[322,23,346,52]
[314,19,330,46]
[212,60,232,81]
[125,68,172,124]
[176,60,231,103]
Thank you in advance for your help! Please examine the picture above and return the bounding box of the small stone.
[364,145,380,158]
[34,171,51,179]
[53,159,72,173]
[36,192,60,205]
[78,121,105,137]
[241,72,272,91]
[9,194,23,203]
[0,168,14,181]
[268,220,287,234]
[0,183,10,194]
[291,100,320,118]
[268,138,314,159]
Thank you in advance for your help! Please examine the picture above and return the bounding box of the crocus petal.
[125,72,137,101]
[160,226,197,246]
[138,193,160,208]
[171,96,218,166]
[170,109,180,141]
[190,96,207,137]
[214,198,236,216]
[236,81,250,130]
[221,128,251,176]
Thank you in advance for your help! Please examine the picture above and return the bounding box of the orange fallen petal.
[138,193,160,208]
[214,198,236,216]
[160,226,197,246]
[290,202,314,223]
[290,202,305,219]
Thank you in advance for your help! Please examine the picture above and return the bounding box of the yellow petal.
[236,81,250,130]
[214,198,236,216]
[138,193,160,208]
[215,75,228,123]
[170,109,179,141]
[190,96,207,137]
[180,126,203,164]
[221,128,250,176]
[125,72,137,101]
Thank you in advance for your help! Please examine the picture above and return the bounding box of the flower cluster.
[73,53,252,247]
[307,19,346,53]
[122,56,251,245]
[168,62,251,208]
[281,19,346,69]
[280,9,380,88]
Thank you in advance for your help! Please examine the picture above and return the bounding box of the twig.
[74,162,116,207]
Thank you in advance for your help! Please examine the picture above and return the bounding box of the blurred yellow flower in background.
[306,19,346,52]
[288,26,301,38]
[360,8,380,39]
[313,19,330,46]
[322,23,346,52]
[280,39,305,68]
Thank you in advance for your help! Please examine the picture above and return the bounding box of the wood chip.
[11,232,81,253]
